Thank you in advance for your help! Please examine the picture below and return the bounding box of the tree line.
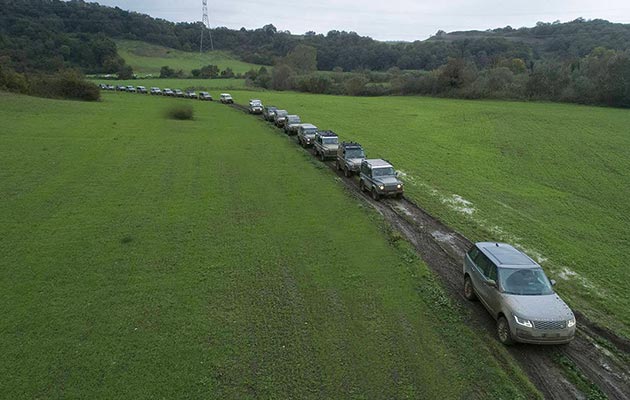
[246,45,630,108]
[4,1,630,74]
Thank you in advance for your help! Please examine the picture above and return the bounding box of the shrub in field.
[0,65,29,93]
[165,105,194,120]
[29,70,100,101]
[0,67,99,101]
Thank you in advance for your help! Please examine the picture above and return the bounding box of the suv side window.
[467,246,479,261]
[474,253,493,277]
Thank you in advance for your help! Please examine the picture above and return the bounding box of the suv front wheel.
[371,188,380,201]
[497,316,514,345]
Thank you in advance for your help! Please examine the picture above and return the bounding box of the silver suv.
[336,142,366,177]
[297,124,318,147]
[359,159,403,200]
[284,115,302,135]
[463,242,575,345]
[249,99,263,114]
[313,130,339,161]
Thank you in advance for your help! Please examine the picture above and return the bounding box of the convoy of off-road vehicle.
[101,84,578,347]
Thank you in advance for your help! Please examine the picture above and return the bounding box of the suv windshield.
[372,167,395,177]
[303,128,317,135]
[346,149,365,158]
[323,137,339,145]
[499,268,554,295]
[288,117,300,123]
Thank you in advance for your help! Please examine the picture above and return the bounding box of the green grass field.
[116,40,265,75]
[230,90,630,338]
[0,91,538,398]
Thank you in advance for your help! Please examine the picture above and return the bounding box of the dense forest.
[1,0,630,106]
[3,0,630,73]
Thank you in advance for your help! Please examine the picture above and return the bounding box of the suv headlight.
[379,185,385,190]
[567,318,576,328]
[514,315,533,328]
[397,184,402,189]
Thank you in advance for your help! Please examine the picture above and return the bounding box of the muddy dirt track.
[231,103,630,399]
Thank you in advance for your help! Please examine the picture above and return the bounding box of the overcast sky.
[92,0,630,41]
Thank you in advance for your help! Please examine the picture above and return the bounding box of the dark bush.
[29,70,100,101]
[0,65,29,93]
[165,105,194,120]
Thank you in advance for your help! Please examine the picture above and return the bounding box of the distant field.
[0,92,536,398]
[206,88,629,339]
[116,40,266,75]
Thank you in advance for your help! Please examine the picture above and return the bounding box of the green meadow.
[116,40,265,75]
[0,91,537,398]
[224,89,630,338]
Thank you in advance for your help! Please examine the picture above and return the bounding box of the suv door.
[484,263,502,316]
[469,252,492,309]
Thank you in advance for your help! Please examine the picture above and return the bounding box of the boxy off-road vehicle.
[336,142,366,177]
[284,115,302,135]
[185,91,197,99]
[198,91,213,101]
[359,159,403,200]
[273,110,289,127]
[150,87,162,95]
[313,130,339,161]
[220,93,234,104]
[297,124,318,147]
[137,86,148,94]
[249,99,263,114]
[263,106,278,121]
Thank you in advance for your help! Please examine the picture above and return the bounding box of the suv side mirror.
[550,279,556,286]
[484,279,497,288]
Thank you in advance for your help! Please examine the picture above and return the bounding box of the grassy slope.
[214,89,628,338]
[0,92,537,398]
[116,40,265,75]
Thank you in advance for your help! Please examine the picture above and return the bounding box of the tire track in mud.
[229,102,630,399]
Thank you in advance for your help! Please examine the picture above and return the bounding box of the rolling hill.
[116,40,266,76]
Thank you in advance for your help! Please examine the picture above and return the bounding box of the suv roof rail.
[341,141,362,146]
[318,130,337,136]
